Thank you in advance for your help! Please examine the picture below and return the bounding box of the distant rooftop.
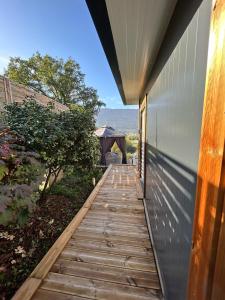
[95,126,125,138]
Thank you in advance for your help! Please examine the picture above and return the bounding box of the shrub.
[4,99,100,196]
[50,167,103,199]
[0,184,39,225]
[0,127,45,225]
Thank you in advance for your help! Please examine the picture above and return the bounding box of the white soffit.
[105,0,177,104]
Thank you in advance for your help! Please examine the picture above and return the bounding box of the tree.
[4,98,100,197]
[5,53,104,112]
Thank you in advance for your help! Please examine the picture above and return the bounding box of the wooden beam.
[187,0,225,299]
[11,278,42,300]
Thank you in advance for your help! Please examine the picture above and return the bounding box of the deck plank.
[51,259,160,289]
[14,165,162,300]
[60,247,157,272]
[41,272,161,300]
[72,231,151,247]
[67,239,152,257]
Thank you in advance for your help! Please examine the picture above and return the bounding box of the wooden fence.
[0,76,68,112]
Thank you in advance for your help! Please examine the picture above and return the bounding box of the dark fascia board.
[86,0,127,105]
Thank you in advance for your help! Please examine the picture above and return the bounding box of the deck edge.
[12,164,112,300]
[143,198,165,299]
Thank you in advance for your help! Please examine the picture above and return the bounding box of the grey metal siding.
[145,0,212,299]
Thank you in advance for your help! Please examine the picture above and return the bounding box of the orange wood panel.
[211,145,225,300]
[187,0,225,299]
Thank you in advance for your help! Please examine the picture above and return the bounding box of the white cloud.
[0,55,10,75]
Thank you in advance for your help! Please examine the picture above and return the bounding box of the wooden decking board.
[91,203,144,214]
[67,239,152,258]
[76,227,149,239]
[84,213,147,225]
[33,289,91,300]
[13,165,162,300]
[60,247,156,272]
[79,221,148,233]
[51,259,160,289]
[41,272,161,300]
[86,210,146,221]
[80,219,147,230]
[75,227,149,240]
[72,232,151,247]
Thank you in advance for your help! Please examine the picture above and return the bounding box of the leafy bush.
[0,156,44,226]
[4,99,100,196]
[126,134,138,155]
[50,167,103,199]
[126,140,136,154]
[0,126,45,225]
[0,184,39,225]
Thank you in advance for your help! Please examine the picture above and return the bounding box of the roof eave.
[86,0,128,105]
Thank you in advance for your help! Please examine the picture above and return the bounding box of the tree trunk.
[48,167,62,193]
[39,168,52,201]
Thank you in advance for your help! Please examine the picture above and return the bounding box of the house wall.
[144,0,212,299]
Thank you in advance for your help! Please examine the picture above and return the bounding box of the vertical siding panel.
[145,0,213,299]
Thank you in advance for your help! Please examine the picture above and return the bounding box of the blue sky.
[0,0,134,109]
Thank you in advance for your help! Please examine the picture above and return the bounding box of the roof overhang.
[86,0,177,105]
[86,0,205,106]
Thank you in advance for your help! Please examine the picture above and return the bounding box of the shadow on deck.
[13,165,162,300]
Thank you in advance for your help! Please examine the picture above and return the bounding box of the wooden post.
[141,96,147,197]
[138,99,142,176]
[187,0,225,299]
[138,96,147,194]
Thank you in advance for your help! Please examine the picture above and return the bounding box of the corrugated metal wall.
[145,0,212,299]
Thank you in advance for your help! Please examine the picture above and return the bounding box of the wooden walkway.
[13,165,162,300]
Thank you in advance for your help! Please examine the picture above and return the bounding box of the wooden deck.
[13,165,162,300]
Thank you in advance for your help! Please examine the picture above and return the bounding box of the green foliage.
[128,133,138,141]
[0,184,39,225]
[11,163,44,185]
[4,99,100,195]
[5,52,105,112]
[126,134,138,154]
[0,127,46,225]
[0,164,8,181]
[50,167,103,199]
[126,140,136,154]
